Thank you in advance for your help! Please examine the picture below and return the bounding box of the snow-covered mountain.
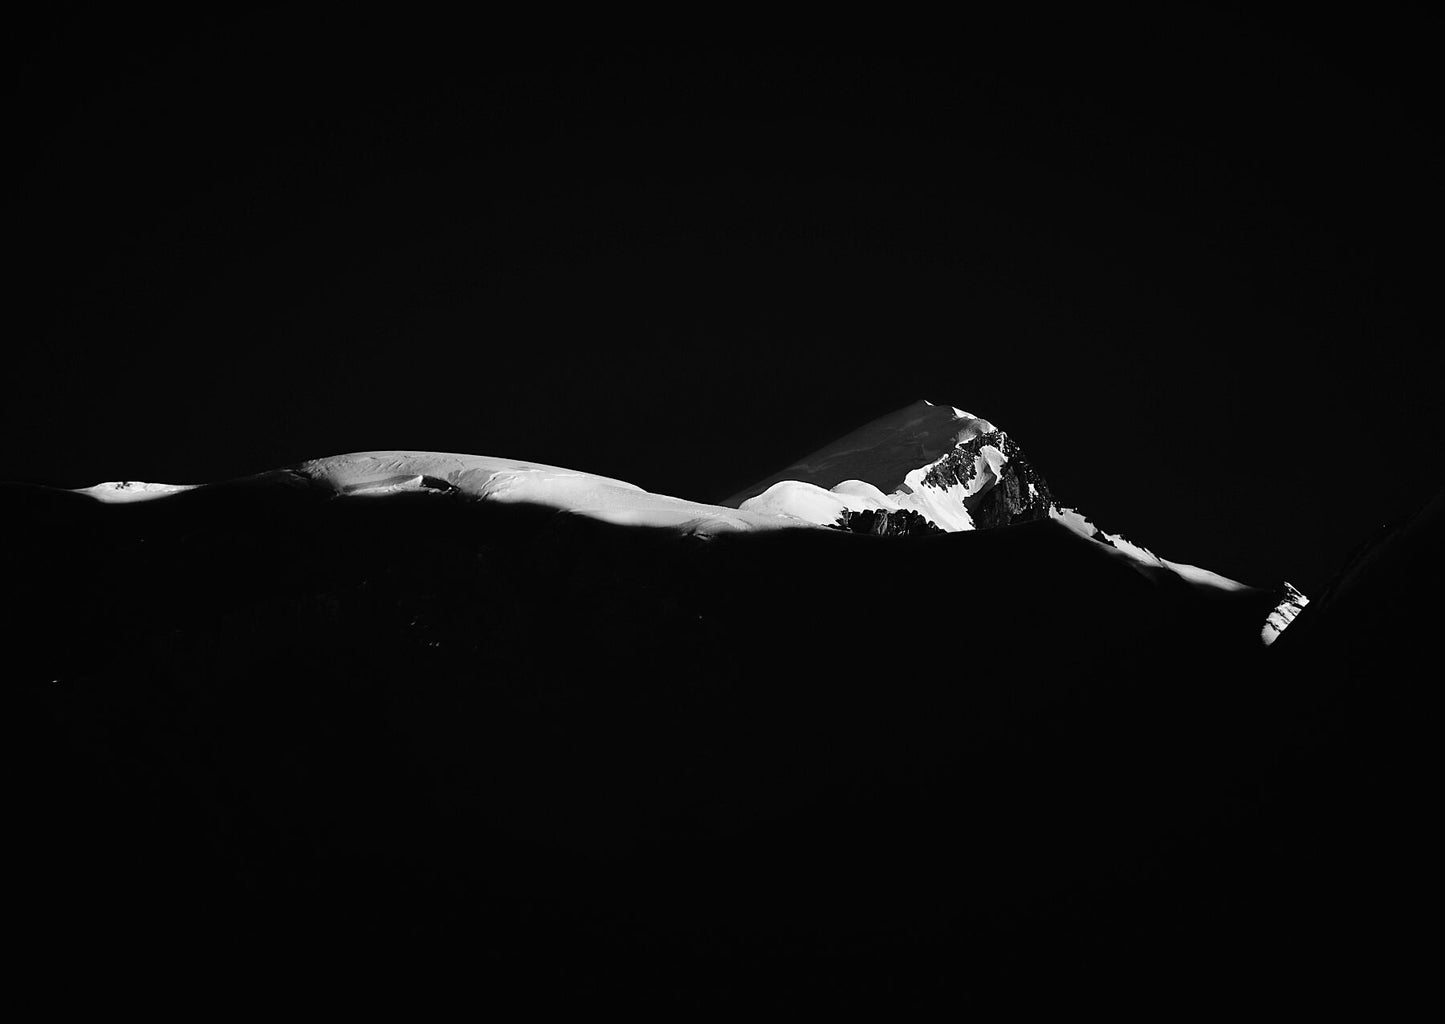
[731,402,1054,533]
[728,399,1307,641]
[63,400,1305,642]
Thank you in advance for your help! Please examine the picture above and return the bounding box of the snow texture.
[78,480,199,503]
[74,452,814,537]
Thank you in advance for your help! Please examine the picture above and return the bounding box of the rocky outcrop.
[831,507,945,537]
[1262,581,1309,645]
[920,430,1056,529]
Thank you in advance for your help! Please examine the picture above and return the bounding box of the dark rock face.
[921,431,1056,528]
[831,507,945,537]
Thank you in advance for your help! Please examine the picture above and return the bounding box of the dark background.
[9,12,1441,593]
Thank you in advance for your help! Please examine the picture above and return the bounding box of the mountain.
[729,401,1051,532]
[730,399,1306,640]
[5,406,1423,1009]
[56,400,1306,644]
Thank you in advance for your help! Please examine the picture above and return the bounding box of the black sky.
[9,13,1442,593]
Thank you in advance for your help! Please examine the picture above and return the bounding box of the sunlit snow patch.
[294,451,813,535]
[78,480,199,503]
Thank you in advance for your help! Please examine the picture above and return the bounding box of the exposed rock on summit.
[729,399,1305,642]
[920,430,1056,530]
[831,507,945,537]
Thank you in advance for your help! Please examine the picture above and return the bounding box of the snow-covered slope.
[77,480,199,503]
[74,452,812,536]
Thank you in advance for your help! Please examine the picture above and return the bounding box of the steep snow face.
[1051,505,1252,593]
[908,428,1055,530]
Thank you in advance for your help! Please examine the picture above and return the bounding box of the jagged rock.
[1262,581,1309,645]
[831,507,945,537]
[923,430,1056,529]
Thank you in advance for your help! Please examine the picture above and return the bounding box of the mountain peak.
[731,400,1058,534]
[728,399,1305,640]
